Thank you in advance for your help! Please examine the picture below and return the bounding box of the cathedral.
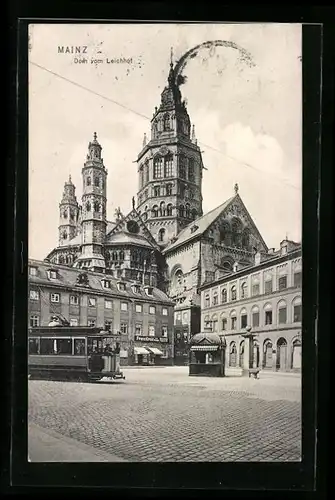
[45,59,269,342]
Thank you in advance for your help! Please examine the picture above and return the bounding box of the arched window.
[211,314,218,332]
[263,339,273,368]
[278,300,287,324]
[94,201,100,212]
[179,205,185,218]
[119,251,125,261]
[292,296,302,323]
[163,113,171,131]
[188,158,195,182]
[139,165,144,188]
[204,315,211,328]
[242,228,250,248]
[240,308,248,329]
[158,228,165,242]
[166,204,173,216]
[179,156,186,179]
[230,310,237,330]
[219,221,230,244]
[154,157,163,179]
[70,210,75,221]
[63,210,68,219]
[179,184,186,197]
[62,231,67,240]
[205,294,210,308]
[153,186,160,197]
[86,202,91,212]
[164,156,173,177]
[166,183,173,196]
[152,205,159,217]
[221,314,227,330]
[251,305,260,327]
[213,291,218,305]
[231,217,242,246]
[94,176,100,187]
[221,288,227,303]
[58,255,64,264]
[229,342,237,367]
[191,209,197,220]
[160,201,166,216]
[241,281,247,299]
[231,285,237,301]
[112,251,118,261]
[264,303,273,325]
[221,258,233,271]
[185,203,190,218]
[86,176,91,186]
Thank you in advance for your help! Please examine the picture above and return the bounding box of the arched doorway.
[229,342,237,367]
[252,341,260,368]
[292,338,302,370]
[239,340,244,367]
[276,337,288,371]
[263,339,273,369]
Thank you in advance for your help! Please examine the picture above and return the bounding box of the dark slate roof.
[28,259,174,305]
[163,197,234,253]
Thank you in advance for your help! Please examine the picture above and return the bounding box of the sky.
[28,23,302,260]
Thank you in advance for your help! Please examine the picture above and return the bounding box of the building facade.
[28,259,175,365]
[199,241,302,372]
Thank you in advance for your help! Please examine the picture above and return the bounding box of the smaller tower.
[58,175,79,246]
[75,132,108,272]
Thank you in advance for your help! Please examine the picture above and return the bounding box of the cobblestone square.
[28,367,301,462]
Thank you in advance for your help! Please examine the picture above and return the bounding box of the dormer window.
[102,279,111,289]
[131,284,140,294]
[117,281,126,292]
[48,270,57,280]
[29,266,37,277]
[190,225,199,234]
[144,285,153,297]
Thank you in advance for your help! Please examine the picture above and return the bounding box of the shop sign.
[135,335,168,343]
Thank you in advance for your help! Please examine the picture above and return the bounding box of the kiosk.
[189,332,226,377]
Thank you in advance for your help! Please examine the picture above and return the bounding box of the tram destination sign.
[135,335,168,343]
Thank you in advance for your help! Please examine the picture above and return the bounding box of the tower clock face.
[127,220,140,234]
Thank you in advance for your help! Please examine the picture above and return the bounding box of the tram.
[28,323,126,382]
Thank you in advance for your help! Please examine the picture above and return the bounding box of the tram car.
[28,322,126,382]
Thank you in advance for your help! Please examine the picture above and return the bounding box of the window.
[221,318,227,330]
[164,156,173,177]
[166,204,173,216]
[231,285,237,301]
[211,315,218,332]
[163,113,171,131]
[135,304,142,313]
[188,159,195,182]
[265,310,273,325]
[241,282,247,299]
[162,307,168,316]
[105,320,112,332]
[94,176,100,187]
[205,294,210,308]
[221,289,227,303]
[231,316,237,330]
[152,205,159,217]
[88,319,96,327]
[88,297,96,307]
[293,297,302,322]
[179,157,186,179]
[158,228,165,242]
[105,299,112,309]
[70,295,79,305]
[29,338,39,354]
[29,266,37,276]
[117,282,126,291]
[149,305,156,315]
[294,271,302,287]
[135,323,142,335]
[166,184,173,196]
[252,311,260,327]
[265,280,273,295]
[121,302,128,312]
[278,301,287,324]
[70,318,78,326]
[154,157,163,178]
[102,280,110,289]
[86,202,91,212]
[30,290,39,301]
[40,338,55,355]
[50,293,60,303]
[74,339,85,355]
[149,325,155,336]
[86,176,91,186]
[120,323,128,335]
[213,293,218,305]
[252,283,260,296]
[154,186,161,197]
[30,315,39,327]
[161,326,168,338]
[278,276,287,291]
[241,313,248,329]
[49,270,57,279]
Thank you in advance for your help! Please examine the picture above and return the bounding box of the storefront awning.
[134,346,150,355]
[145,347,164,356]
[190,345,219,352]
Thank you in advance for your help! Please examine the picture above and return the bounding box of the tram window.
[29,338,39,354]
[87,338,99,354]
[40,338,55,355]
[56,339,72,355]
[74,339,85,355]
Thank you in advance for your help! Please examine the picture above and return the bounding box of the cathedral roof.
[106,231,154,248]
[163,197,235,253]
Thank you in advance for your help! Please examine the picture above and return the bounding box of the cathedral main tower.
[136,58,204,246]
[75,132,107,272]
